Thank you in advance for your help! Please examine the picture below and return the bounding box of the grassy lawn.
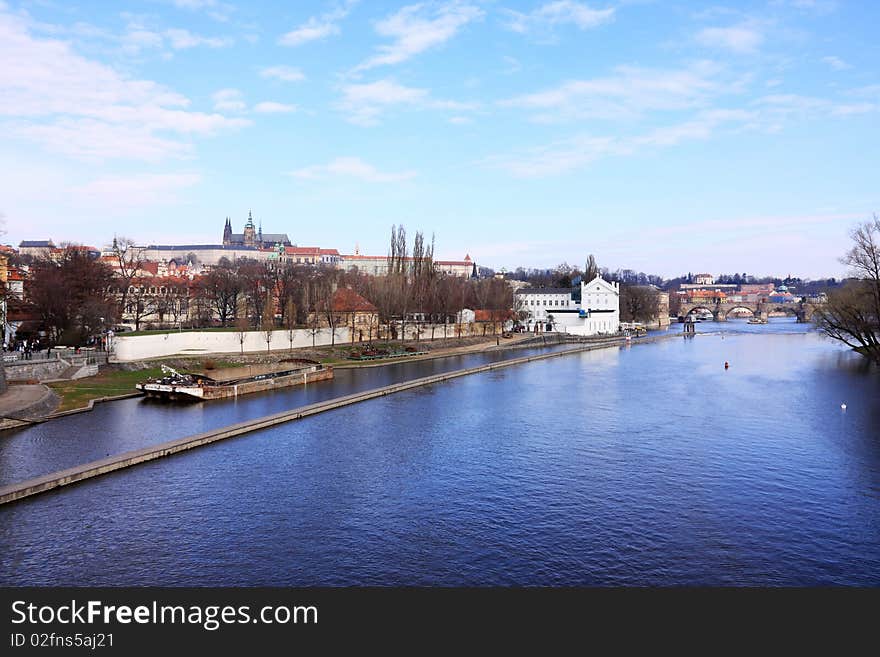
[46,359,254,412]
[48,368,164,412]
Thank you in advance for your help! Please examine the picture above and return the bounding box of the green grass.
[48,367,164,412]
[46,358,269,412]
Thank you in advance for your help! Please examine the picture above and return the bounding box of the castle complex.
[222,211,291,248]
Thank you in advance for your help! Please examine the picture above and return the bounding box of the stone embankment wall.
[3,360,68,382]
[112,324,485,362]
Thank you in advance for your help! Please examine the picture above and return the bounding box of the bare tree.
[815,215,880,364]
[620,284,660,323]
[235,315,249,355]
[285,297,297,353]
[109,236,146,323]
[585,254,599,282]
[262,293,275,353]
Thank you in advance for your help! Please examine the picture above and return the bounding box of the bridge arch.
[725,306,757,318]
[683,305,715,318]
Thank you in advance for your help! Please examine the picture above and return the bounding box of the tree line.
[14,228,513,346]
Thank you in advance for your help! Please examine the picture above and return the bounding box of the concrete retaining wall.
[4,359,68,382]
[0,333,679,505]
[111,324,483,361]
[112,327,352,362]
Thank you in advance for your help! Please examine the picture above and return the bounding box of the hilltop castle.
[222,211,291,248]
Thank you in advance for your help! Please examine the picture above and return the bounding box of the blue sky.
[1,0,878,278]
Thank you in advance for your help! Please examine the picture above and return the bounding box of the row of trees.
[354,225,511,339]
[15,226,514,346]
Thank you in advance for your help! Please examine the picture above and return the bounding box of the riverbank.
[0,333,661,505]
[43,334,548,414]
[0,384,59,430]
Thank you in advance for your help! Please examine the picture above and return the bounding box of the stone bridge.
[678,300,819,323]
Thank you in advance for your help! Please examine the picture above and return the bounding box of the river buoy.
[841,403,847,411]
[724,361,729,369]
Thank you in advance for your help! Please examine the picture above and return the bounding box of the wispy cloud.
[169,0,236,23]
[212,88,246,112]
[114,18,233,56]
[279,0,358,46]
[164,28,231,49]
[503,1,614,41]
[353,1,483,72]
[696,23,764,54]
[335,78,476,125]
[499,62,730,122]
[212,91,297,115]
[489,85,879,178]
[259,65,306,82]
[253,101,297,114]
[821,55,850,71]
[0,8,248,162]
[71,173,203,207]
[484,109,753,177]
[288,157,417,183]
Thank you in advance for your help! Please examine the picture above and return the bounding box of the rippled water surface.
[2,320,879,585]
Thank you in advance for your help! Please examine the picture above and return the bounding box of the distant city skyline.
[1,1,878,279]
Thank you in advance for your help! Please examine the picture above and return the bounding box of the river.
[2,319,879,585]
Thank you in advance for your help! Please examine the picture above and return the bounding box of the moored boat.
[136,360,333,401]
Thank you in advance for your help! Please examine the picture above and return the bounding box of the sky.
[0,0,878,279]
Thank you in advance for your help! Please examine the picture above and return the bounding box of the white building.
[571,276,620,336]
[513,276,620,336]
[514,287,576,327]
[340,253,475,278]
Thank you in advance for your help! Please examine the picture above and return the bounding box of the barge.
[136,360,333,401]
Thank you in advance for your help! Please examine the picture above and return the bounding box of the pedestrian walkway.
[0,384,58,429]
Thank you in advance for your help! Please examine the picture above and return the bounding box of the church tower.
[222,217,232,245]
[243,210,256,247]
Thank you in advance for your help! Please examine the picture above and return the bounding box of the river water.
[2,319,879,585]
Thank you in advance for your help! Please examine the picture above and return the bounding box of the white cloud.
[336,79,429,125]
[164,28,231,49]
[212,88,246,112]
[169,0,234,23]
[448,116,473,125]
[279,1,358,46]
[0,8,248,162]
[335,78,476,125]
[171,0,217,8]
[354,2,483,72]
[500,62,727,122]
[71,173,202,207]
[260,65,306,82]
[821,55,850,71]
[504,1,614,39]
[489,86,880,178]
[288,157,417,183]
[484,136,624,178]
[485,109,753,177]
[696,24,764,54]
[253,101,297,114]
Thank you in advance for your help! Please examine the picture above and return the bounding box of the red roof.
[318,287,378,313]
[474,309,514,322]
[687,289,727,298]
